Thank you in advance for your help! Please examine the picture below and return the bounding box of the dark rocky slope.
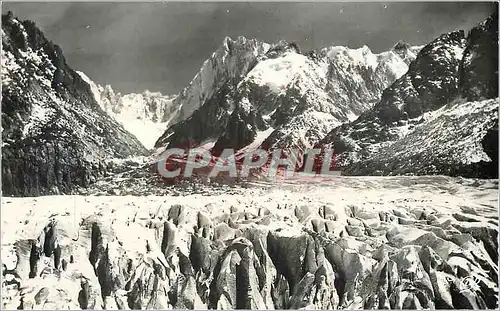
[1,13,147,196]
[319,13,499,178]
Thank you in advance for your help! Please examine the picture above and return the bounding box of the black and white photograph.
[1,1,498,309]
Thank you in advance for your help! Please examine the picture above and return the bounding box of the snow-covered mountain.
[343,98,498,176]
[1,13,148,196]
[76,73,176,149]
[154,36,271,150]
[1,10,499,311]
[155,37,421,155]
[319,13,499,178]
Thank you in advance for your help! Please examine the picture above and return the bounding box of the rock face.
[1,177,498,309]
[319,13,498,178]
[341,98,499,177]
[459,12,499,101]
[155,37,420,154]
[155,35,271,148]
[1,13,147,196]
[77,74,177,150]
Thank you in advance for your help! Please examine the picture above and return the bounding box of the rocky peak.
[155,34,418,157]
[2,14,146,196]
[459,11,498,101]
[158,35,270,133]
[392,40,411,51]
[391,40,421,65]
[318,15,498,178]
[101,84,117,99]
[265,40,302,59]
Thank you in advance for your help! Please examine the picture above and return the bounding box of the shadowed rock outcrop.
[319,13,498,178]
[1,13,146,196]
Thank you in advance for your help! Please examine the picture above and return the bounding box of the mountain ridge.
[318,12,498,178]
[76,72,177,150]
[1,12,147,196]
[155,35,422,157]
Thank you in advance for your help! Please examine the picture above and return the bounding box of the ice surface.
[2,176,497,309]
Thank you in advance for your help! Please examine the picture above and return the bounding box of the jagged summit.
[392,40,411,51]
[221,35,259,45]
[265,40,302,57]
[76,71,176,149]
[154,32,424,151]
[155,34,417,153]
[157,34,270,135]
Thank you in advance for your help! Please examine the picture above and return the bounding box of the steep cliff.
[1,13,147,196]
[319,14,498,177]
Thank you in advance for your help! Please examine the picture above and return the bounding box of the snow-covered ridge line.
[156,35,420,153]
[76,71,176,150]
[165,36,271,127]
[76,71,102,103]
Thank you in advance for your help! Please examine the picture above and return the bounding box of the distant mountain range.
[76,72,177,150]
[154,37,422,156]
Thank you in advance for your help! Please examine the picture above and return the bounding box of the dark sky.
[3,2,497,95]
